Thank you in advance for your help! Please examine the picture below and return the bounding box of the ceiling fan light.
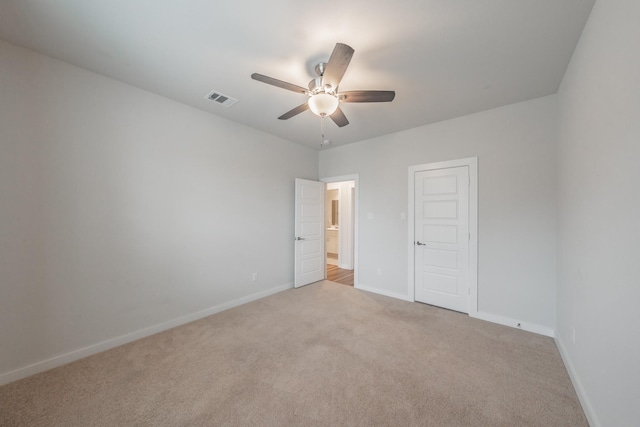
[308,93,339,117]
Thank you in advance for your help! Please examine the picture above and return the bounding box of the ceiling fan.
[251,43,395,127]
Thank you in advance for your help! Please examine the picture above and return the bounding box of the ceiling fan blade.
[251,73,307,94]
[330,107,349,127]
[278,103,309,120]
[340,90,396,103]
[322,43,355,90]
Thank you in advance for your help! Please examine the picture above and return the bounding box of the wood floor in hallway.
[327,264,354,286]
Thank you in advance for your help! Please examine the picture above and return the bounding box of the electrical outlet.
[252,273,257,282]
[400,212,406,220]
[377,268,383,277]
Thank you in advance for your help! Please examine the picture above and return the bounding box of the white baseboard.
[471,311,555,337]
[354,286,554,338]
[0,283,293,386]
[355,284,412,302]
[555,334,600,427]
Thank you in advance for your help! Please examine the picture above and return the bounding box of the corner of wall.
[554,334,600,427]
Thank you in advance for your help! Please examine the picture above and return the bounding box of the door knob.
[295,237,305,241]
[415,241,426,246]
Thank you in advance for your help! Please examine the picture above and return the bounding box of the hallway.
[326,264,354,286]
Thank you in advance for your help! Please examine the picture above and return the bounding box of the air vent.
[205,90,238,108]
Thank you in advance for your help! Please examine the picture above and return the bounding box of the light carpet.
[0,281,587,426]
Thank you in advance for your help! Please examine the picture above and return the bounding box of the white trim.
[320,174,359,290]
[357,284,412,302]
[0,283,293,386]
[555,334,601,427]
[473,311,555,337]
[407,157,478,315]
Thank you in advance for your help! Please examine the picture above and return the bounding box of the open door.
[294,178,325,287]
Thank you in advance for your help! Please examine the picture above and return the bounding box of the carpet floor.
[0,281,587,426]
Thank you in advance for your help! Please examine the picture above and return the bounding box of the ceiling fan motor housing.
[308,77,323,93]
[309,77,336,96]
[309,62,338,95]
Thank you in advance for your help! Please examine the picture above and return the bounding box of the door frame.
[407,158,478,316]
[321,174,359,289]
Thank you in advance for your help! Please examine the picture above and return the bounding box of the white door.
[294,178,325,287]
[414,166,469,312]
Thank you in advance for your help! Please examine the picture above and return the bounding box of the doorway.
[321,176,358,288]
[408,158,478,315]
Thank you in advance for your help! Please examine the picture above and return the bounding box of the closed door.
[294,178,325,288]
[414,166,469,312]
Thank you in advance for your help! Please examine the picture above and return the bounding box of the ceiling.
[0,0,595,150]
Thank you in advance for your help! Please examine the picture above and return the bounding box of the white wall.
[320,96,558,332]
[0,39,318,382]
[555,0,640,425]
